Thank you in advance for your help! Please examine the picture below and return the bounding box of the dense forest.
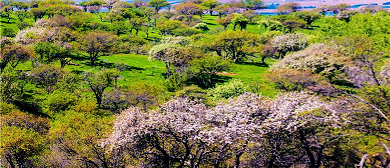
[1,0,389,167]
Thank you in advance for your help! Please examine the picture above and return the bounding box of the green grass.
[100,54,167,87]
[228,58,278,97]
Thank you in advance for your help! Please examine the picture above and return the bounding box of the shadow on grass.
[235,62,269,67]
[126,66,145,71]
[70,54,88,61]
[13,100,51,119]
[204,22,217,25]
[187,75,233,89]
[79,59,145,71]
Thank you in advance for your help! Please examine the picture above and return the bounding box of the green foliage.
[189,56,231,88]
[66,11,93,30]
[267,69,331,92]
[209,79,245,100]
[200,0,221,15]
[79,31,118,66]
[293,11,322,26]
[213,30,261,62]
[1,125,44,168]
[84,68,120,108]
[164,71,187,92]
[258,19,284,31]
[29,64,68,93]
[1,27,16,37]
[149,0,170,13]
[157,20,184,35]
[45,110,115,167]
[276,2,299,15]
[231,13,249,30]
[118,35,150,54]
[1,44,33,71]
[172,27,202,36]
[0,68,27,103]
[193,23,210,31]
[29,8,45,22]
[16,21,31,30]
[46,90,78,113]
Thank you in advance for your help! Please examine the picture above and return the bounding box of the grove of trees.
[1,0,389,167]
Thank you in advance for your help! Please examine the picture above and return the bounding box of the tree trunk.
[358,154,368,168]
[165,63,170,78]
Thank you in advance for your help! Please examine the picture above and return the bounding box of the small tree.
[1,5,13,23]
[149,0,170,14]
[216,14,233,30]
[282,19,306,33]
[276,2,299,15]
[201,0,221,15]
[188,56,231,88]
[79,31,117,66]
[271,33,307,58]
[231,13,249,30]
[214,5,230,18]
[175,2,203,21]
[0,44,33,73]
[240,0,264,10]
[294,11,322,26]
[209,79,245,100]
[29,64,68,93]
[213,30,261,62]
[84,68,120,108]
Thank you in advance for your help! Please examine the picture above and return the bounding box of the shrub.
[16,21,32,30]
[209,79,245,101]
[124,82,167,111]
[28,64,68,93]
[1,28,16,37]
[175,85,208,101]
[271,33,307,58]
[171,27,202,36]
[267,69,326,91]
[193,23,210,31]
[271,44,347,81]
[46,90,78,112]
[165,71,188,92]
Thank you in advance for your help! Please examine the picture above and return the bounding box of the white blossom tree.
[103,91,366,167]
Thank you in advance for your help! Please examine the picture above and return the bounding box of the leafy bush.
[171,27,202,36]
[175,85,208,101]
[118,35,150,54]
[28,64,68,93]
[165,71,188,92]
[271,33,307,58]
[188,56,231,88]
[1,28,16,37]
[46,90,78,112]
[271,44,347,81]
[209,79,245,101]
[193,23,210,31]
[16,21,32,30]
[266,69,333,94]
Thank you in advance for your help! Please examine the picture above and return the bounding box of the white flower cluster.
[103,91,348,167]
[14,27,47,45]
[271,44,346,78]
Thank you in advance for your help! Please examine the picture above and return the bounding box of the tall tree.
[79,31,117,66]
[149,0,170,14]
[276,2,299,15]
[213,30,261,62]
[84,68,119,108]
[0,44,33,73]
[201,0,221,15]
[174,2,203,21]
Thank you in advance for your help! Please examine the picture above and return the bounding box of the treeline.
[1,0,390,167]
